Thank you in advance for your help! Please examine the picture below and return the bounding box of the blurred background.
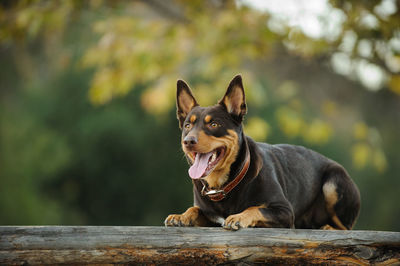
[0,0,399,231]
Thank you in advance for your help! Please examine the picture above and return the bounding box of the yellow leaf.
[372,150,387,173]
[141,78,175,115]
[302,119,333,144]
[388,74,400,95]
[351,143,371,169]
[276,107,304,138]
[244,117,270,141]
[276,81,298,100]
[353,122,368,140]
[89,67,114,105]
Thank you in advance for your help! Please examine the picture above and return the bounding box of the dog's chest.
[207,214,225,226]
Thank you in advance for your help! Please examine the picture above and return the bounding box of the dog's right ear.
[176,80,198,128]
[219,75,247,123]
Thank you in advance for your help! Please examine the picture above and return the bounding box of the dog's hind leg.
[320,224,336,230]
[322,164,361,230]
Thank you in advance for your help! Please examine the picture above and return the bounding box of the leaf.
[372,149,387,173]
[244,117,270,141]
[353,122,368,140]
[388,74,400,95]
[351,143,371,169]
[141,77,175,115]
[302,119,333,144]
[275,106,304,138]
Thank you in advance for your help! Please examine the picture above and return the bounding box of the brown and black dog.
[165,75,360,230]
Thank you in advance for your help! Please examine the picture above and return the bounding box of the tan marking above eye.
[190,115,197,123]
[204,115,212,123]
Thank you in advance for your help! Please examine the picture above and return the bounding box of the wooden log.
[0,226,399,265]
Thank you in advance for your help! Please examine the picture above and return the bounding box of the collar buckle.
[205,189,226,197]
[201,184,225,197]
[201,184,227,201]
[199,143,250,202]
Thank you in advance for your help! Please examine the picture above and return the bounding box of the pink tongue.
[188,152,213,179]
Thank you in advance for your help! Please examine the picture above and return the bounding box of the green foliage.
[79,1,396,172]
[0,0,399,230]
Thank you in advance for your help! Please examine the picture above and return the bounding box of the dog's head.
[176,75,247,188]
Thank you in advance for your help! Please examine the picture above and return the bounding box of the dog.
[164,75,360,230]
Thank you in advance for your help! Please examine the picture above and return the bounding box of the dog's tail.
[322,164,361,230]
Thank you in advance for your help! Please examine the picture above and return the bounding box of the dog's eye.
[184,123,191,129]
[210,122,219,128]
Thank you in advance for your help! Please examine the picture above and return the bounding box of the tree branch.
[1,226,399,265]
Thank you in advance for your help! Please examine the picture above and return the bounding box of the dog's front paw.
[164,214,188,227]
[164,207,205,227]
[164,213,198,227]
[223,213,250,230]
[224,206,268,230]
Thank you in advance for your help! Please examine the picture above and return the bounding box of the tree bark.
[1,226,399,265]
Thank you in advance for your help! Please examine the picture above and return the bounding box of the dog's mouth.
[188,147,226,179]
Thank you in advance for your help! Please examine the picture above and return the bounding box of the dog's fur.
[165,75,360,230]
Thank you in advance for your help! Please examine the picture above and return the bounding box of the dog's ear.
[219,74,247,122]
[176,80,198,128]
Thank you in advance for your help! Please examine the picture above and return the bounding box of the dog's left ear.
[219,74,247,122]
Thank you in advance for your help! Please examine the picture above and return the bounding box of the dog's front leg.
[224,203,294,230]
[164,206,212,227]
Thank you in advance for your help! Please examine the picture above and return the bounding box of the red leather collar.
[201,144,250,202]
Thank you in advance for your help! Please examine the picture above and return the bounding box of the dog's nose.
[183,135,198,147]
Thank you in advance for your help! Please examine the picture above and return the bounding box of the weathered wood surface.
[0,226,399,265]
